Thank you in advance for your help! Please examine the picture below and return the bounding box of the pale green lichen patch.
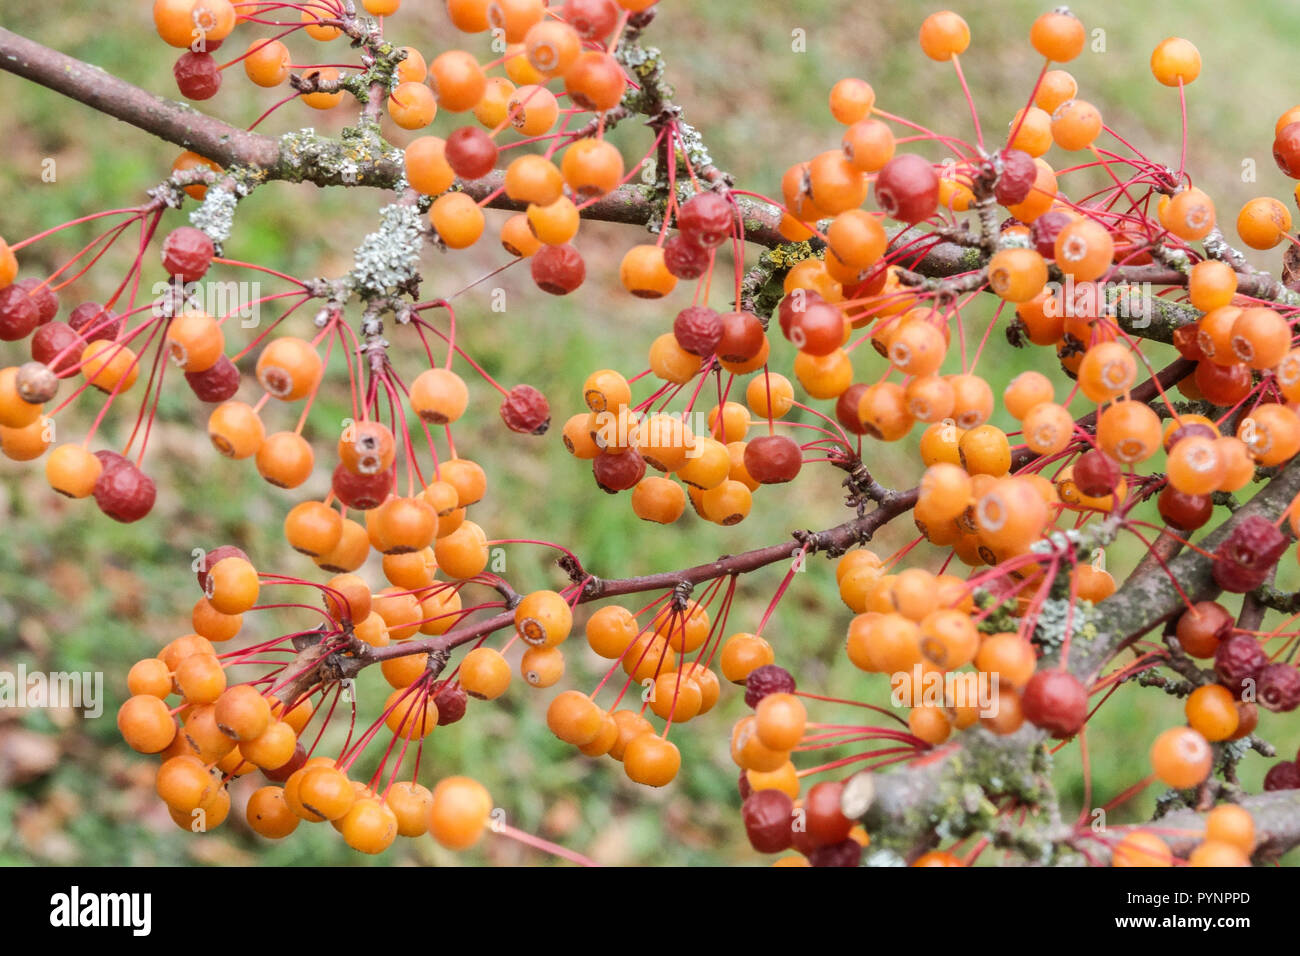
[189,185,240,246]
[351,203,423,298]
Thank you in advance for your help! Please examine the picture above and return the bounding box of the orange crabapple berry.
[409,367,469,424]
[623,733,681,787]
[80,341,139,393]
[246,786,300,839]
[213,683,271,741]
[430,775,494,849]
[632,476,686,523]
[520,645,565,688]
[1030,9,1085,62]
[828,77,875,124]
[460,647,511,699]
[1187,259,1237,312]
[429,50,486,112]
[1230,307,1291,369]
[118,694,178,753]
[1077,341,1137,403]
[430,192,486,249]
[205,556,259,615]
[1236,197,1292,250]
[515,589,573,647]
[988,247,1048,303]
[523,20,581,77]
[1035,70,1077,113]
[507,84,559,136]
[1188,841,1250,867]
[1002,370,1054,421]
[1204,804,1255,855]
[155,755,215,814]
[501,213,543,258]
[957,424,1011,476]
[561,138,625,201]
[388,81,438,129]
[404,136,456,196]
[300,68,344,110]
[917,10,970,61]
[297,766,355,821]
[504,154,564,206]
[1150,726,1214,789]
[1166,436,1225,496]
[842,118,895,173]
[1096,400,1162,463]
[1112,831,1173,867]
[1185,684,1240,742]
[1150,37,1201,86]
[473,74,515,127]
[1164,188,1215,241]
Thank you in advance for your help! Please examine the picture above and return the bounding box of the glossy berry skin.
[744,664,796,708]
[1020,669,1088,738]
[673,305,722,357]
[1258,663,1300,713]
[593,447,646,493]
[715,311,765,363]
[874,153,939,224]
[677,192,734,248]
[185,355,240,403]
[1274,121,1300,178]
[1157,486,1213,531]
[662,234,710,280]
[499,384,550,434]
[174,51,223,100]
[161,227,215,283]
[994,148,1036,206]
[444,126,498,179]
[530,243,585,295]
[1214,634,1269,694]
[1263,761,1300,791]
[741,789,794,853]
[92,461,157,523]
[807,838,862,867]
[803,780,854,847]
[1212,515,1289,593]
[431,680,468,725]
[744,434,802,484]
[1072,449,1120,497]
[31,322,82,367]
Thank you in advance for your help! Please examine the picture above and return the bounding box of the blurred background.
[0,0,1298,865]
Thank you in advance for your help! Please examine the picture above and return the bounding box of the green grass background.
[0,0,1298,865]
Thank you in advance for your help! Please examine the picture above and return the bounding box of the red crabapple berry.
[676,192,734,248]
[92,461,157,523]
[445,126,499,180]
[531,243,586,295]
[1072,449,1120,497]
[1263,761,1300,791]
[807,838,863,867]
[1212,515,1289,592]
[185,355,241,403]
[332,463,395,511]
[1157,486,1213,531]
[174,51,223,100]
[13,277,58,324]
[499,383,551,434]
[0,285,40,341]
[592,447,646,493]
[1213,634,1269,695]
[1030,209,1073,258]
[743,435,802,484]
[994,148,1037,206]
[68,302,123,343]
[662,234,711,280]
[161,227,216,283]
[874,153,939,224]
[431,680,468,725]
[741,789,794,853]
[1257,663,1300,713]
[1020,669,1088,738]
[672,305,723,357]
[744,664,797,708]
